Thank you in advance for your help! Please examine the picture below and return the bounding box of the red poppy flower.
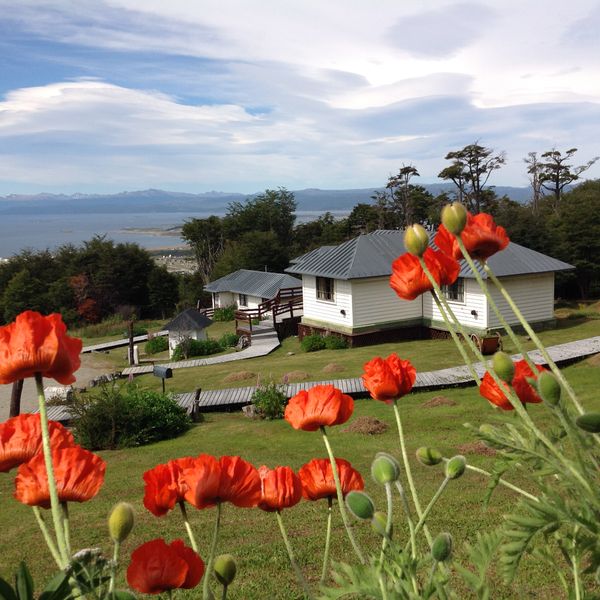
[298,458,364,501]
[0,414,74,473]
[435,212,509,262]
[127,538,204,595]
[479,359,546,410]
[284,384,354,432]
[258,465,303,512]
[143,457,198,516]
[362,354,417,404]
[14,445,105,508]
[181,453,222,509]
[0,311,82,385]
[390,247,459,301]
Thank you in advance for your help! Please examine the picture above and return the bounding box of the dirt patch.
[422,396,457,408]
[586,353,600,367]
[322,363,346,373]
[456,440,497,457]
[223,371,256,383]
[282,371,312,383]
[343,416,388,435]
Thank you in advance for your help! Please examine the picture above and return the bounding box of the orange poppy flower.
[181,453,221,509]
[14,445,105,508]
[127,538,204,594]
[435,212,509,262]
[362,354,417,404]
[390,247,459,301]
[298,458,364,501]
[284,384,354,431]
[479,359,545,410]
[0,311,82,385]
[258,465,303,512]
[0,414,74,473]
[143,457,198,516]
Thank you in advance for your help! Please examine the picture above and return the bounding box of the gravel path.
[0,353,117,421]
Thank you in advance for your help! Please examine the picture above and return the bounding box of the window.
[316,277,335,302]
[238,293,248,306]
[442,278,464,303]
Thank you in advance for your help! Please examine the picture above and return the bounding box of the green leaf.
[38,571,73,600]
[0,578,17,600]
[111,592,137,600]
[14,563,33,600]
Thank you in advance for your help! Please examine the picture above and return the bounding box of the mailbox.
[153,366,173,379]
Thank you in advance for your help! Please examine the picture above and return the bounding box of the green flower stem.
[380,483,394,557]
[32,507,62,568]
[483,263,585,415]
[61,502,71,556]
[572,527,581,600]
[456,461,539,502]
[406,477,450,551]
[109,540,120,595]
[34,373,69,568]
[221,584,228,600]
[320,497,333,585]
[179,500,199,553]
[378,575,389,600]
[276,511,313,600]
[320,426,365,563]
[392,401,433,546]
[394,480,418,549]
[203,502,222,600]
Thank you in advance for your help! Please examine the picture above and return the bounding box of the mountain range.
[0,185,533,215]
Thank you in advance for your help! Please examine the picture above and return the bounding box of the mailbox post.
[153,366,173,394]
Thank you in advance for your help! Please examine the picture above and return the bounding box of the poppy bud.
[441,203,467,235]
[492,352,514,383]
[371,511,391,537]
[431,532,453,562]
[346,490,375,520]
[371,452,401,484]
[404,224,429,257]
[537,371,561,406]
[575,413,600,434]
[416,447,443,466]
[213,554,237,586]
[445,455,466,480]
[108,502,134,543]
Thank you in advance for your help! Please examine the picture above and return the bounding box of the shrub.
[252,382,288,419]
[172,338,222,360]
[213,306,235,321]
[144,335,169,354]
[69,383,190,450]
[301,334,327,352]
[323,335,348,350]
[219,332,240,348]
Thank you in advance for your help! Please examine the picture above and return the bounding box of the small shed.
[164,309,213,358]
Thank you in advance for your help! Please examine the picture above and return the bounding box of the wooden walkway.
[120,323,280,376]
[41,335,600,422]
[82,331,168,354]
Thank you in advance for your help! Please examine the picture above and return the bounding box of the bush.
[252,382,288,419]
[219,332,240,348]
[172,338,222,360]
[213,306,235,321]
[301,334,327,352]
[69,383,190,450]
[145,335,169,354]
[323,335,348,350]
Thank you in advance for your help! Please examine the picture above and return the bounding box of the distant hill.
[0,185,533,215]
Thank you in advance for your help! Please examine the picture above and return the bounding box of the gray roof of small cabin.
[285,230,573,280]
[165,309,213,332]
[204,269,302,298]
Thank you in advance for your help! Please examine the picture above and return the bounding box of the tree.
[181,216,224,285]
[2,269,47,322]
[438,143,505,213]
[148,266,179,318]
[538,148,599,210]
[386,165,421,227]
[524,152,544,214]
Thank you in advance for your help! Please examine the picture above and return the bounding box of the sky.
[1,0,600,195]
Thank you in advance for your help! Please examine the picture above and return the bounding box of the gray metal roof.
[165,309,213,331]
[204,269,302,298]
[285,230,573,280]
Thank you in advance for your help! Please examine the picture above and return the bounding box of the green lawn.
[130,316,600,394]
[1,361,599,599]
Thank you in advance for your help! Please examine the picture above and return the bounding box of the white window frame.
[316,277,335,302]
[442,278,465,303]
[238,293,248,306]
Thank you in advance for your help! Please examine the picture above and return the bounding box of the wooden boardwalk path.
[120,323,280,376]
[41,335,600,422]
[82,331,168,354]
